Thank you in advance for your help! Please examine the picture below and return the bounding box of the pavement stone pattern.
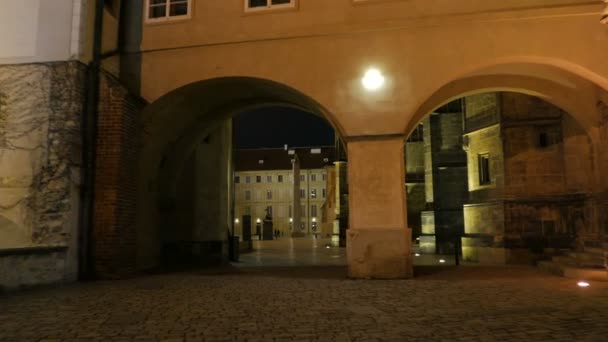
[2,239,608,341]
[1,266,608,342]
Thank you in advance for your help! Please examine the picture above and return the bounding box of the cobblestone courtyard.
[2,240,608,341]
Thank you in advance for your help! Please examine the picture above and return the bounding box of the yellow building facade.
[234,147,333,239]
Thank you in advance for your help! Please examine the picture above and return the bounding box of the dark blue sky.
[234,106,335,149]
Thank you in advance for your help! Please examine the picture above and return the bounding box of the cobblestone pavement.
[2,243,608,341]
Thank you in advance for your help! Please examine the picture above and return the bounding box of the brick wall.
[93,71,145,279]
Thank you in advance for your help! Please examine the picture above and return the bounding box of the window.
[256,176,262,183]
[267,175,272,183]
[235,176,240,184]
[266,206,273,217]
[266,190,272,200]
[278,175,283,183]
[246,176,251,184]
[311,174,317,182]
[245,206,251,215]
[300,175,305,182]
[322,174,327,181]
[245,0,296,12]
[322,189,326,198]
[245,190,251,200]
[300,189,306,198]
[478,154,491,185]
[311,205,317,217]
[311,189,317,199]
[146,0,191,22]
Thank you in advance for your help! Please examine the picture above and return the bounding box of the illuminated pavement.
[2,241,608,341]
[235,238,346,267]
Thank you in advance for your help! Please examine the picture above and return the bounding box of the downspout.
[78,0,105,280]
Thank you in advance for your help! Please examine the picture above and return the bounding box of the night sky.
[234,106,335,149]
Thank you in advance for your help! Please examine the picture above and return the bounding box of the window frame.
[244,0,297,13]
[478,153,491,186]
[145,0,193,24]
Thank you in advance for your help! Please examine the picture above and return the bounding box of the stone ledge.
[0,245,68,257]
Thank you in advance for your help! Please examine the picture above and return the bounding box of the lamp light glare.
[439,259,446,263]
[415,253,420,257]
[234,218,239,224]
[312,217,317,222]
[362,68,385,91]
[577,281,590,288]
[289,217,293,223]
[256,218,261,223]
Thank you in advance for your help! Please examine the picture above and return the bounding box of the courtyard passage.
[1,240,608,341]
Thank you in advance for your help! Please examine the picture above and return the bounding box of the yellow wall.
[138,0,608,138]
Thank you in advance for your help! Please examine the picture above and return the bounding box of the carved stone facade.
[461,93,598,264]
[0,62,85,290]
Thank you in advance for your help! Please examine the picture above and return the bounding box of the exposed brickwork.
[93,71,145,279]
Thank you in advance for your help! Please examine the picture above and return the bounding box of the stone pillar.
[346,137,412,279]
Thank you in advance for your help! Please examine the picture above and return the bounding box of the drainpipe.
[78,0,105,280]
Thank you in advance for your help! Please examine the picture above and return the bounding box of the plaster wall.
[0,62,84,289]
[139,1,608,137]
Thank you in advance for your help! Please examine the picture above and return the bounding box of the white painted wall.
[0,0,83,64]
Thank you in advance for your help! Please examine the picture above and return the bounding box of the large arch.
[135,77,343,270]
[405,59,608,194]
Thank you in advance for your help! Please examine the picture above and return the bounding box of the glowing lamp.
[361,68,385,91]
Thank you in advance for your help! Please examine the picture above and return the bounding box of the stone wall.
[0,61,84,290]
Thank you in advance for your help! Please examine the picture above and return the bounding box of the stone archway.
[403,60,608,264]
[92,76,344,277]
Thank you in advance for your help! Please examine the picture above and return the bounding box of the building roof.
[235,146,335,171]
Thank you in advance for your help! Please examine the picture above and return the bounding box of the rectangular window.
[256,176,262,183]
[267,175,272,183]
[311,174,317,182]
[322,174,327,181]
[311,189,317,199]
[245,0,296,12]
[245,190,251,200]
[322,189,326,198]
[300,189,306,198]
[311,205,317,217]
[300,175,305,182]
[235,176,240,184]
[278,175,283,183]
[267,190,272,200]
[245,206,251,215]
[146,0,191,22]
[478,154,491,185]
[246,176,251,184]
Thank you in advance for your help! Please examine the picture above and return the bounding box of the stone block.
[347,228,412,279]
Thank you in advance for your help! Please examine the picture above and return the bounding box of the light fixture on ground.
[439,259,446,263]
[361,68,385,91]
[577,281,590,287]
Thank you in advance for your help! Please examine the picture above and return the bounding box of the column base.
[347,228,413,279]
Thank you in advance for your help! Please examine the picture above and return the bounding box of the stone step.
[538,261,608,282]
[583,247,606,255]
[565,253,606,266]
